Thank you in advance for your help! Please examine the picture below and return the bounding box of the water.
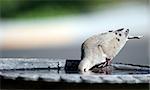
[1,66,149,75]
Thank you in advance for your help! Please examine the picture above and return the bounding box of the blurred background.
[0,0,149,65]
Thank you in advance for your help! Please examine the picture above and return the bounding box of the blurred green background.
[0,0,120,19]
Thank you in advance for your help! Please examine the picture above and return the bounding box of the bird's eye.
[115,32,117,35]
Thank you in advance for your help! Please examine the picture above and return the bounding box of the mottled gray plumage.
[78,28,142,74]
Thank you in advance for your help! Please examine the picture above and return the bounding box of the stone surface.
[40,74,61,82]
[118,75,141,83]
[0,58,150,84]
[99,75,123,83]
[81,75,103,83]
[60,74,81,83]
[0,58,66,70]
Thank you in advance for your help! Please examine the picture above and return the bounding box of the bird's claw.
[98,58,112,68]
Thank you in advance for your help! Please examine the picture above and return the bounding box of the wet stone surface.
[0,58,150,83]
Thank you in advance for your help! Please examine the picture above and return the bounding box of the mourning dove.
[78,28,143,73]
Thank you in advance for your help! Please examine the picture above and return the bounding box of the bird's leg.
[99,58,111,68]
[89,44,113,73]
[105,57,112,66]
[93,58,111,69]
[97,44,112,67]
[89,58,109,70]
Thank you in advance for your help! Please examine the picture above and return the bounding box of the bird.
[78,28,143,74]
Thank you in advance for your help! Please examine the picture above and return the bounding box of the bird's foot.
[98,57,112,68]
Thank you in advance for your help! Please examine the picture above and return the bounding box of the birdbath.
[0,58,149,86]
[0,29,149,89]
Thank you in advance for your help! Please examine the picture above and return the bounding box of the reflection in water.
[90,66,113,75]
